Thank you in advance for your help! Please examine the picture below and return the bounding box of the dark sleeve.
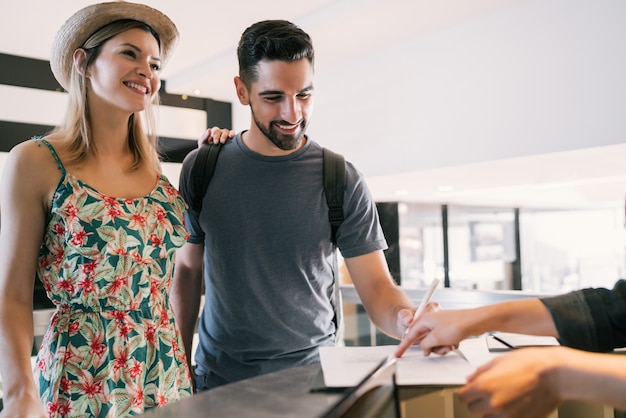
[541,279,626,352]
[179,148,205,245]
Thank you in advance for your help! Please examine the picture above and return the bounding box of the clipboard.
[319,356,399,418]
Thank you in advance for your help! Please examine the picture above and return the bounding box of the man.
[171,20,419,390]
[398,280,626,417]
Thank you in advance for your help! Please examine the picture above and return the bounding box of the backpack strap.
[191,143,222,213]
[323,148,346,245]
[323,147,346,342]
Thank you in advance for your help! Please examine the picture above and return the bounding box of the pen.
[404,277,440,337]
[491,334,517,350]
[390,277,440,360]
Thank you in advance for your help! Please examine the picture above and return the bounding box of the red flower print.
[71,229,90,246]
[89,339,107,357]
[112,310,127,323]
[81,260,98,276]
[134,388,144,406]
[57,403,71,415]
[65,203,78,219]
[52,222,65,235]
[145,324,156,344]
[160,308,169,327]
[131,212,147,228]
[110,276,127,293]
[78,276,95,294]
[119,321,131,338]
[57,279,74,295]
[149,234,163,247]
[81,380,103,399]
[47,402,59,415]
[60,376,71,393]
[107,206,122,218]
[129,359,143,379]
[113,350,129,371]
[69,321,80,334]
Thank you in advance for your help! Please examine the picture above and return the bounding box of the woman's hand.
[197,126,235,146]
[0,392,48,418]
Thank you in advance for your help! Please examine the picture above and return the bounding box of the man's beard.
[251,106,307,151]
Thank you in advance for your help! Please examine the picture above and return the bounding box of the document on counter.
[318,345,475,388]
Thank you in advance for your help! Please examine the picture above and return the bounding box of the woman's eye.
[151,63,161,71]
[122,50,137,58]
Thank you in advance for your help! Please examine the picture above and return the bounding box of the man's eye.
[265,96,282,102]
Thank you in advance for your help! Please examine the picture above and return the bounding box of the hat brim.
[50,1,179,91]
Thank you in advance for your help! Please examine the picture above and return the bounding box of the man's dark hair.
[237,20,314,87]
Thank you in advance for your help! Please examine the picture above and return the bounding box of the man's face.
[241,59,314,151]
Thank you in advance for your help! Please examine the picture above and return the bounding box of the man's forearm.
[171,270,203,364]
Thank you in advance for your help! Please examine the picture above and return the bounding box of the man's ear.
[234,76,250,105]
[73,48,88,78]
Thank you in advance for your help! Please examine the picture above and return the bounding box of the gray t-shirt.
[178,133,387,387]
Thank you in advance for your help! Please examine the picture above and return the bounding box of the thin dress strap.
[34,137,66,176]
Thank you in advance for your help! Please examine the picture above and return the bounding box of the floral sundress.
[32,138,192,417]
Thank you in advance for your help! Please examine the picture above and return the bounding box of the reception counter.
[139,361,615,418]
[140,364,343,418]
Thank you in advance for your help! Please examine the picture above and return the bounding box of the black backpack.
[190,143,346,245]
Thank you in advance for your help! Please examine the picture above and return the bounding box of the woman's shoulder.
[7,136,64,182]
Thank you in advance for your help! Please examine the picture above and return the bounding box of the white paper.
[319,345,475,388]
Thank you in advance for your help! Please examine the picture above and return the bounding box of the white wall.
[298,0,626,177]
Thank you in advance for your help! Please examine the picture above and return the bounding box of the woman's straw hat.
[50,1,179,91]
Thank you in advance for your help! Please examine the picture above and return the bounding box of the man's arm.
[344,250,415,340]
[171,242,204,373]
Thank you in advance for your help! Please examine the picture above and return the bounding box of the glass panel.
[398,203,444,289]
[520,207,625,293]
[446,205,517,290]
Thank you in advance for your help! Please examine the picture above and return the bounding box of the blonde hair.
[51,20,162,171]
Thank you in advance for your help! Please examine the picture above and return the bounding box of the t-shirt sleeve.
[541,279,626,352]
[178,148,205,245]
[336,161,388,258]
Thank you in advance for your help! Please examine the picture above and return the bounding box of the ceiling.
[1,0,625,210]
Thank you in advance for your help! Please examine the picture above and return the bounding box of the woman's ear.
[73,48,88,78]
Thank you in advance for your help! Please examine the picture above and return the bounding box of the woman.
[0,2,230,416]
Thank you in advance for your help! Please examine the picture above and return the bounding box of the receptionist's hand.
[395,307,465,358]
[457,346,565,418]
[198,126,235,147]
